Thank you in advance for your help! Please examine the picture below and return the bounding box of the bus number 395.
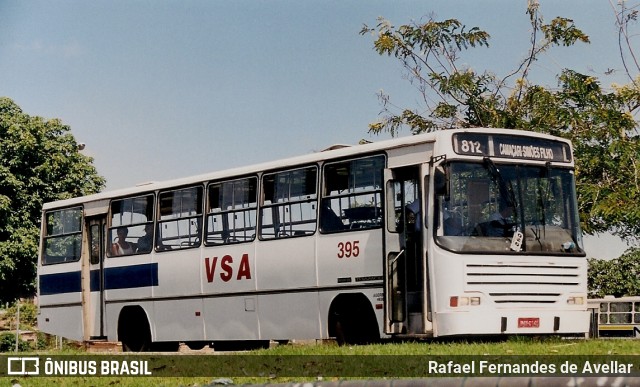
[337,241,360,258]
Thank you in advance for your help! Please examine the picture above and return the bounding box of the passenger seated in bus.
[111,226,135,255]
[136,224,153,253]
[486,203,515,237]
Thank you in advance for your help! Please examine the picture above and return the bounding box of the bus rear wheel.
[329,294,379,346]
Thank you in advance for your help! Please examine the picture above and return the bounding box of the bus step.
[85,340,122,353]
[408,312,424,334]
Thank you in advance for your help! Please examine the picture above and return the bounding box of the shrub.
[5,300,37,329]
[0,332,31,352]
[588,248,640,298]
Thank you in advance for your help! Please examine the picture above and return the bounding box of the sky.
[0,0,634,258]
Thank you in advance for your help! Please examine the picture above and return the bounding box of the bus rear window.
[43,207,82,265]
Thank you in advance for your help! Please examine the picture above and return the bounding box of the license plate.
[518,317,540,328]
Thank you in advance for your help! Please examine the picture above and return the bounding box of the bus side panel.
[88,289,102,338]
[255,236,319,340]
[318,291,335,339]
[152,249,205,342]
[38,305,84,341]
[38,265,84,307]
[203,296,259,340]
[201,244,257,295]
[316,230,383,287]
[38,260,84,340]
[103,255,154,302]
[154,249,200,298]
[200,243,259,341]
[256,237,316,290]
[153,298,205,342]
[258,292,321,340]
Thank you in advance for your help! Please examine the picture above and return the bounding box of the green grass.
[255,337,640,356]
[2,338,639,386]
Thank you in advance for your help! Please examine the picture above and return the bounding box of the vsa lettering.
[205,254,252,283]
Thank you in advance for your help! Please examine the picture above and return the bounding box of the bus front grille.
[465,263,583,305]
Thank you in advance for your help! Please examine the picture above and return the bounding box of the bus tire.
[118,306,151,352]
[329,294,379,346]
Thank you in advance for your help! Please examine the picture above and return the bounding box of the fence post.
[14,300,20,353]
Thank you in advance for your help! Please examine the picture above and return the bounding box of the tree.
[0,97,105,303]
[611,0,640,83]
[360,1,640,240]
[588,250,640,297]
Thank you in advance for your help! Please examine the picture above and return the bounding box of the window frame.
[156,185,204,252]
[259,165,319,240]
[107,193,155,258]
[320,154,385,234]
[42,206,83,265]
[205,175,258,246]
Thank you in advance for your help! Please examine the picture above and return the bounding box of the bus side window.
[260,166,317,239]
[321,155,384,233]
[206,177,257,245]
[43,207,82,265]
[108,194,154,257]
[157,186,203,250]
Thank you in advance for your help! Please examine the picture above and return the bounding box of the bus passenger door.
[384,166,426,335]
[87,216,107,339]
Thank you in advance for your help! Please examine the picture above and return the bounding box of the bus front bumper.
[435,309,590,337]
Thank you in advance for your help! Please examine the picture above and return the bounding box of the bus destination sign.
[452,133,571,162]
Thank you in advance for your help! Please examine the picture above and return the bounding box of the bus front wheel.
[118,306,151,352]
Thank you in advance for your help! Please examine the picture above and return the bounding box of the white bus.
[588,297,640,338]
[37,128,589,351]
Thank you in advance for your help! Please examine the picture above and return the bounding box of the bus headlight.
[450,296,481,307]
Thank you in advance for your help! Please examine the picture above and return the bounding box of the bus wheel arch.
[117,305,152,352]
[328,293,380,345]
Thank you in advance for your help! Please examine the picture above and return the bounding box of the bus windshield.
[436,161,584,255]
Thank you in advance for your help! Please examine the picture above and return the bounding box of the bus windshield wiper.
[484,157,526,251]
[483,157,517,209]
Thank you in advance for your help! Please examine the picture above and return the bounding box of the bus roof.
[42,128,571,210]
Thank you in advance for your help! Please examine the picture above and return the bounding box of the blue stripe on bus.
[39,271,82,295]
[40,263,159,295]
[90,269,100,292]
[103,263,159,290]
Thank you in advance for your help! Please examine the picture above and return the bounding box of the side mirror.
[434,167,448,197]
